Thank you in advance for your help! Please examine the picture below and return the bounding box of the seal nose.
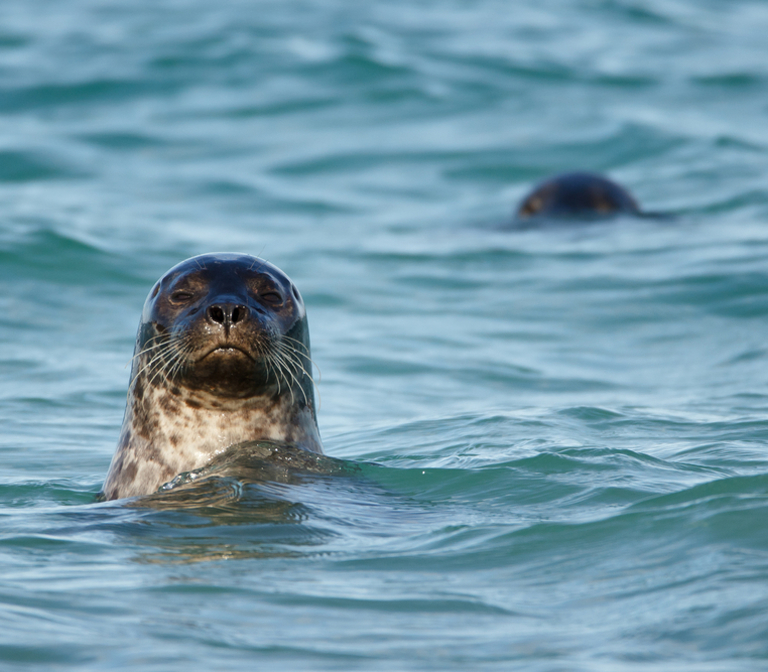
[207,303,248,331]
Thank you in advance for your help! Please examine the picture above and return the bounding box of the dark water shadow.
[495,209,676,232]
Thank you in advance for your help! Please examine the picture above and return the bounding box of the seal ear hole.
[291,286,301,301]
[151,284,160,299]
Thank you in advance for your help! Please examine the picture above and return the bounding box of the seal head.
[101,253,321,501]
[515,172,640,222]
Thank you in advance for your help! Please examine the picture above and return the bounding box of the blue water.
[2,0,768,669]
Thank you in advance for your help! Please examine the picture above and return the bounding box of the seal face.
[101,253,321,501]
[515,172,640,221]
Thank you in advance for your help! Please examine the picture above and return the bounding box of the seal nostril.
[208,306,225,324]
[234,305,248,323]
[207,304,247,326]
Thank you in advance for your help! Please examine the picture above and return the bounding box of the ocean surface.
[2,0,768,669]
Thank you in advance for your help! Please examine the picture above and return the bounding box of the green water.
[2,0,768,669]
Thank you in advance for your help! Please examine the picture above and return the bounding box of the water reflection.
[120,441,385,564]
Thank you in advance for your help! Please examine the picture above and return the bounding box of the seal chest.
[101,253,321,501]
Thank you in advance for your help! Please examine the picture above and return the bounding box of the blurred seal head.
[515,172,641,222]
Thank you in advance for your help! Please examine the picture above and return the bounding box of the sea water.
[1,0,768,669]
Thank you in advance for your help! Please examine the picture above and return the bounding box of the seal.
[514,172,640,222]
[101,253,321,501]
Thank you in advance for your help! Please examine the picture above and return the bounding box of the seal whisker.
[276,341,320,408]
[165,338,195,384]
[272,344,310,406]
[267,349,297,406]
[133,332,196,390]
[265,349,287,400]
[146,346,176,389]
[254,340,281,397]
[260,345,280,396]
[276,347,313,391]
[129,335,177,367]
[163,334,198,385]
[277,339,317,391]
[248,252,267,272]
[281,335,322,382]
[129,339,176,390]
[278,337,317,377]
[274,344,309,406]
[126,338,173,368]
[279,334,310,352]
[275,341,309,375]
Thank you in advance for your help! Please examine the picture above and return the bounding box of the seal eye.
[260,291,283,306]
[170,290,195,303]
